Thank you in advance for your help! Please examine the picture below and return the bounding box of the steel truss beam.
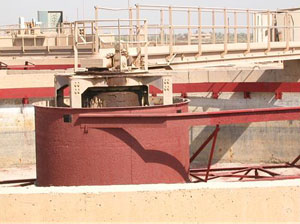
[190,155,300,182]
[189,127,300,182]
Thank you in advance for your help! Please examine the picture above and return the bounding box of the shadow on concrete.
[189,64,300,168]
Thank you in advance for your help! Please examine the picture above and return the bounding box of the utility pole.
[128,0,130,8]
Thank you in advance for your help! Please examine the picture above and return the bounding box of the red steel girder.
[77,106,300,128]
[150,82,300,94]
[2,82,300,99]
[0,88,55,99]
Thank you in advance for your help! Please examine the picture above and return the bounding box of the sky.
[0,0,299,26]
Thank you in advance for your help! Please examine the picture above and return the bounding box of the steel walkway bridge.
[1,5,300,69]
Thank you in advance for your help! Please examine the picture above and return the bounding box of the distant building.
[37,11,63,31]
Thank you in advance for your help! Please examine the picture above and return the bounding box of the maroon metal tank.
[35,100,190,186]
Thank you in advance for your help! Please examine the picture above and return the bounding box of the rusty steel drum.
[35,100,190,186]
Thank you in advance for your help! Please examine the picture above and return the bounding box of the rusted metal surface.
[35,100,190,186]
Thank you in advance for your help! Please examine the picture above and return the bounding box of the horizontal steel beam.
[2,82,300,99]
[151,82,300,94]
[0,64,77,70]
[0,87,54,99]
[77,106,300,127]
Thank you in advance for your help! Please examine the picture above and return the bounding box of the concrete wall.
[0,106,35,168]
[171,64,300,165]
[189,93,300,166]
[0,180,299,223]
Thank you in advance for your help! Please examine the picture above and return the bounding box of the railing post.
[245,9,251,55]
[266,10,271,54]
[272,13,276,42]
[136,4,141,40]
[234,11,238,43]
[222,8,228,57]
[285,12,290,51]
[253,12,257,43]
[74,22,79,72]
[136,4,141,67]
[94,7,99,53]
[212,9,216,44]
[129,7,133,46]
[91,21,95,53]
[187,9,191,45]
[144,20,148,71]
[160,9,164,45]
[169,6,173,56]
[197,7,202,57]
[117,19,122,72]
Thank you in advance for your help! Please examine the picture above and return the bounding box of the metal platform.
[1,5,300,68]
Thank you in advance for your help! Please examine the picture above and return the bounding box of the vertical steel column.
[162,76,173,105]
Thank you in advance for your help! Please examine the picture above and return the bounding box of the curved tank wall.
[35,100,190,186]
